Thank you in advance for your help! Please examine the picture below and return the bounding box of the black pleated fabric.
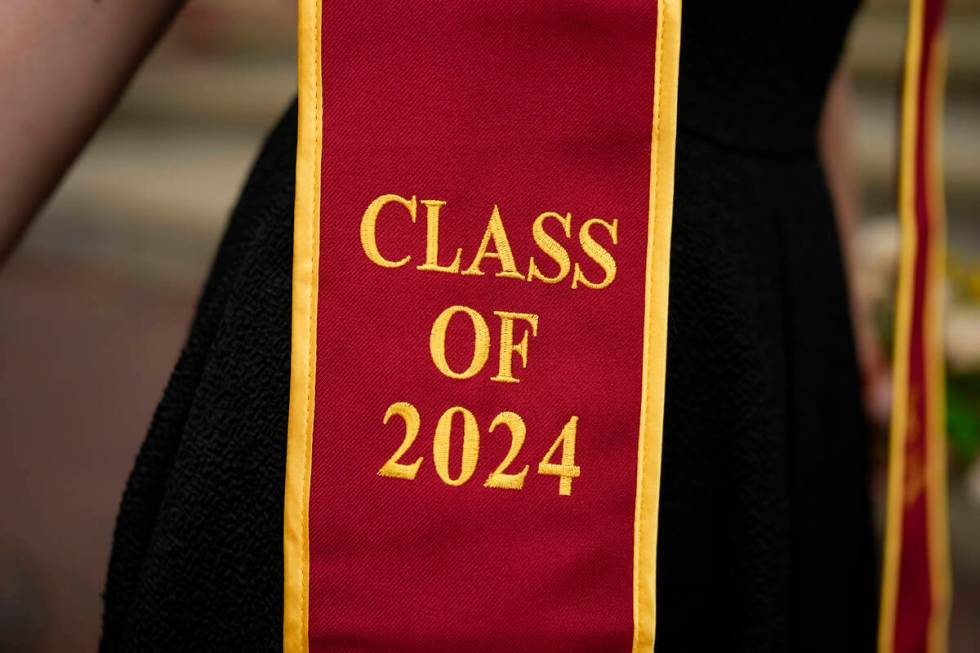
[101,2,876,650]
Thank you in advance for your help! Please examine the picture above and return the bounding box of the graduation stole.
[879,0,952,651]
[284,1,681,651]
[285,1,952,651]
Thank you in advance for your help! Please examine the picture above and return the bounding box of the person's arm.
[819,66,891,428]
[0,0,186,264]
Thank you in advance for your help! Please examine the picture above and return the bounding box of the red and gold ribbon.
[879,1,951,651]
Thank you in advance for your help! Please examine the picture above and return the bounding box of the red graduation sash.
[879,0,952,651]
[284,1,681,651]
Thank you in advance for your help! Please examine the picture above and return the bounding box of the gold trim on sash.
[632,1,682,650]
[284,1,322,651]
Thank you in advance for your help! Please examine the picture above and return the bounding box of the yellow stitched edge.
[632,1,681,651]
[925,29,951,653]
[878,0,923,650]
[284,0,321,652]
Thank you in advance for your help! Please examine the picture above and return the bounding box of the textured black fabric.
[101,2,876,650]
[100,106,296,652]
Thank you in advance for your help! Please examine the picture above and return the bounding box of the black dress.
[100,2,877,651]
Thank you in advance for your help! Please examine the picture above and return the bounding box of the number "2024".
[378,402,581,496]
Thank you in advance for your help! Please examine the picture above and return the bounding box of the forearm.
[0,0,186,263]
[820,66,891,425]
[820,67,864,343]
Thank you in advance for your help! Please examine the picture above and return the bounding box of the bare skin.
[0,0,185,264]
[820,67,891,428]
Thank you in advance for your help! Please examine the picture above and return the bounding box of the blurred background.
[0,0,977,650]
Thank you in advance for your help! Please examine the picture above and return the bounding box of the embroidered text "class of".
[362,193,620,497]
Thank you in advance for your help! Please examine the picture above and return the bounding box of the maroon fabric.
[893,0,946,651]
[308,2,660,651]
